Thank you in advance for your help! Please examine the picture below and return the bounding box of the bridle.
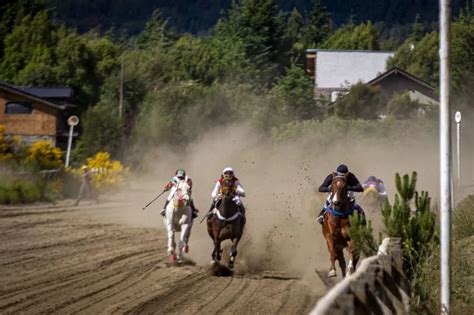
[331,173,348,210]
[173,180,190,207]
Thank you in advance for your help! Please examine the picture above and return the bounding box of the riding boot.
[317,208,325,224]
[190,200,199,219]
[161,200,169,217]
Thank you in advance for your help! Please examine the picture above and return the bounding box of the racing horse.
[322,173,360,278]
[164,179,193,264]
[207,178,245,269]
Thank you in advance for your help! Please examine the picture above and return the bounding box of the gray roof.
[15,86,73,99]
[312,49,395,89]
[0,81,65,110]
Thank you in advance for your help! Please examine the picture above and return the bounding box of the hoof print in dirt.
[165,258,196,267]
[210,262,234,277]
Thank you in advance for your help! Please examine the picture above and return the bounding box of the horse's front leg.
[165,221,176,263]
[346,239,358,276]
[325,234,337,277]
[228,236,240,269]
[177,222,190,263]
[211,221,221,264]
[211,237,222,265]
[336,246,346,278]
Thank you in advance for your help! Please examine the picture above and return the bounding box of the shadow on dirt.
[209,263,234,277]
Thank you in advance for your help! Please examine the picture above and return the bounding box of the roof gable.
[15,86,73,99]
[0,81,65,111]
[366,67,436,91]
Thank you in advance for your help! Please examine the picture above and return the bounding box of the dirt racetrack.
[0,196,325,314]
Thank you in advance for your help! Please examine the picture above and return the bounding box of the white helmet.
[222,167,234,179]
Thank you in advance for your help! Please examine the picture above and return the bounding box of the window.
[5,101,33,114]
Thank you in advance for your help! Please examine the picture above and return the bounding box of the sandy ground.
[0,193,328,315]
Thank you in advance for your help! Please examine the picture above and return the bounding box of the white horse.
[163,179,193,264]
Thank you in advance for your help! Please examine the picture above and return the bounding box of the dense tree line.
[47,0,466,36]
[0,0,473,164]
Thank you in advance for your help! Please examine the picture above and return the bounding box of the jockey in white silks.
[162,172,193,263]
[207,167,246,219]
[161,168,199,219]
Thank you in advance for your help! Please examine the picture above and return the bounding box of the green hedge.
[0,180,49,204]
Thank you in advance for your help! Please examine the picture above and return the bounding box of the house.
[366,67,438,105]
[306,49,395,101]
[0,81,75,148]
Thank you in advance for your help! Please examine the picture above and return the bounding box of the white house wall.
[315,50,395,89]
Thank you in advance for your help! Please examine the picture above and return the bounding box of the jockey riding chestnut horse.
[321,170,361,277]
[317,164,366,225]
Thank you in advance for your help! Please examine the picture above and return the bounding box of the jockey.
[207,167,246,219]
[161,168,199,219]
[316,164,366,224]
[363,175,387,198]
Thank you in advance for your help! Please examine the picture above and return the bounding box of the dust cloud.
[109,119,452,282]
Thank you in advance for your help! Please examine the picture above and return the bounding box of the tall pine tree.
[215,0,285,82]
[303,0,332,48]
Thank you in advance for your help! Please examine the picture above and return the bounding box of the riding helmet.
[336,164,349,174]
[175,168,186,178]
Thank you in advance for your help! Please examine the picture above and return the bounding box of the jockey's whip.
[142,190,166,210]
[199,212,210,224]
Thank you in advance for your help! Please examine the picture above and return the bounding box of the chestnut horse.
[207,179,245,269]
[322,173,359,278]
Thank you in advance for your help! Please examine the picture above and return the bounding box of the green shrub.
[453,194,474,239]
[0,179,50,204]
[381,172,437,311]
[349,212,379,257]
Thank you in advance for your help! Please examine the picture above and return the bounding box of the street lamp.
[455,111,461,187]
[65,115,79,168]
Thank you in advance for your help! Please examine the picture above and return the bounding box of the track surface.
[0,200,321,314]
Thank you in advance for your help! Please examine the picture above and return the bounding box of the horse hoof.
[184,245,189,253]
[177,257,183,264]
[328,269,337,277]
[171,254,177,263]
[228,262,234,269]
[211,260,217,265]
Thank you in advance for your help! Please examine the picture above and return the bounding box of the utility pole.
[439,0,452,313]
[119,60,124,118]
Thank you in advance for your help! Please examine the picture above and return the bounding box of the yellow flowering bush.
[79,152,129,192]
[25,140,63,170]
[0,125,14,161]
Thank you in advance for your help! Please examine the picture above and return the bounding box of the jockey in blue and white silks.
[316,164,366,224]
[161,168,199,219]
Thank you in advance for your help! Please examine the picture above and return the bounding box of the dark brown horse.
[322,173,359,278]
[207,179,245,269]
